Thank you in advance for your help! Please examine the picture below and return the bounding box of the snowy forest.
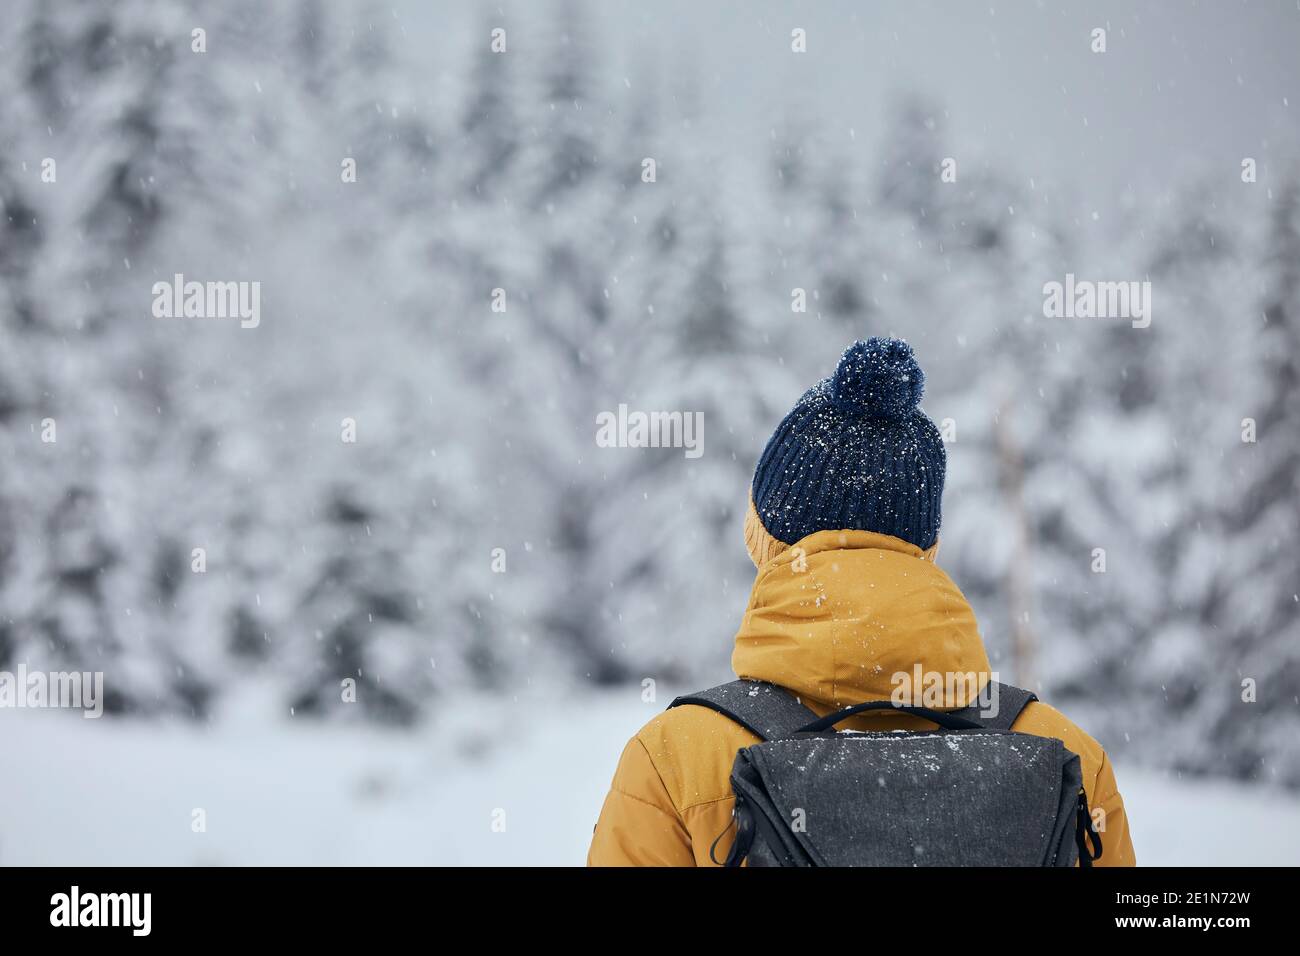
[1,0,1298,827]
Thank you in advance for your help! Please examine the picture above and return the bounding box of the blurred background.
[1,0,1299,865]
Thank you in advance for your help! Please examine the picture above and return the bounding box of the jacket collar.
[732,529,991,710]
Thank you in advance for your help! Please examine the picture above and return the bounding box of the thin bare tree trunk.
[996,399,1038,692]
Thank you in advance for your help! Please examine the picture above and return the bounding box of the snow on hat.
[749,337,946,553]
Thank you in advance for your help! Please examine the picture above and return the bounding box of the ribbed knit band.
[744,493,941,569]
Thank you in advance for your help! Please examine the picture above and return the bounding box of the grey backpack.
[669,680,1103,867]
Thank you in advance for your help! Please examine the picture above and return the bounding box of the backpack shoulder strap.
[668,679,819,742]
[948,681,1038,731]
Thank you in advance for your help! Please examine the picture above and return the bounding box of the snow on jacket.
[588,528,1137,866]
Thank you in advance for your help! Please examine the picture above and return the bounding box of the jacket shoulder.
[633,701,760,813]
[1013,699,1108,787]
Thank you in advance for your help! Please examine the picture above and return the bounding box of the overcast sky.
[396,0,1300,212]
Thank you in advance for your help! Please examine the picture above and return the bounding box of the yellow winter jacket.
[588,528,1137,866]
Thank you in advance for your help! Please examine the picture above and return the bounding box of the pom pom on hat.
[829,337,925,420]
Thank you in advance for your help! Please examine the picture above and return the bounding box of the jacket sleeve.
[587,736,695,866]
[1090,751,1137,866]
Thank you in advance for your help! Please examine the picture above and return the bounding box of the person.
[587,337,1136,866]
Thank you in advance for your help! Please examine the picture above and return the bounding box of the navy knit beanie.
[751,337,946,551]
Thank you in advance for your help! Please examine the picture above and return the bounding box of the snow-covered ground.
[2,688,1297,866]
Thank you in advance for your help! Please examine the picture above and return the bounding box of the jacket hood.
[732,529,992,711]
